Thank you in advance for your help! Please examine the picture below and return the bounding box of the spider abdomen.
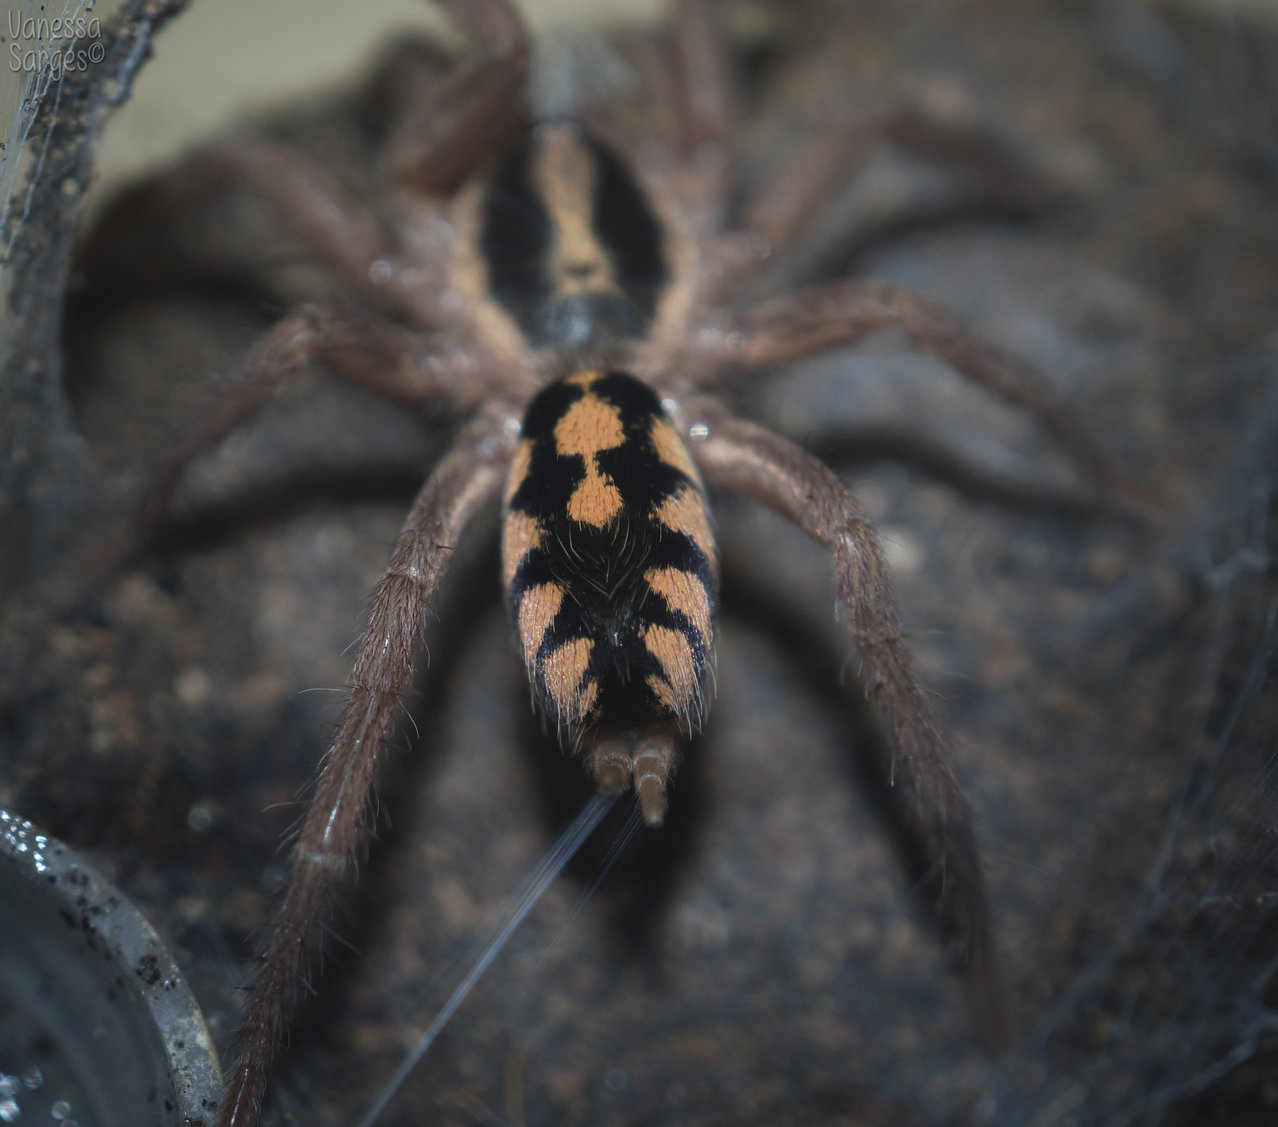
[501,370,717,745]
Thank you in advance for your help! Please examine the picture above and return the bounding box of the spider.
[72,1,1142,1123]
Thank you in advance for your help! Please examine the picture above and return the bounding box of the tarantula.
[73,1,1137,1122]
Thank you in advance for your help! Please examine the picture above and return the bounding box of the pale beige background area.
[92,0,663,201]
[4,0,1277,228]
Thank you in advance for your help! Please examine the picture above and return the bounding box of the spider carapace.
[492,123,717,824]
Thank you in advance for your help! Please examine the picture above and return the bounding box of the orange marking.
[555,388,623,455]
[642,624,698,715]
[531,125,618,298]
[543,637,598,722]
[503,438,533,508]
[653,485,716,565]
[555,391,626,527]
[568,471,623,526]
[649,418,698,478]
[501,510,543,589]
[517,583,563,668]
[645,567,712,644]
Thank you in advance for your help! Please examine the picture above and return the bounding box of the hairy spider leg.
[688,396,1008,1046]
[218,411,513,1127]
[74,304,495,585]
[691,275,1156,510]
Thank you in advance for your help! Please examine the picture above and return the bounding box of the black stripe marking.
[587,135,667,328]
[480,138,551,331]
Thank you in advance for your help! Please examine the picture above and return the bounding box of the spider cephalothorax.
[480,121,672,351]
[74,1,1144,1123]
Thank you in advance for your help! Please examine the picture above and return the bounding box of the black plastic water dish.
[0,808,221,1126]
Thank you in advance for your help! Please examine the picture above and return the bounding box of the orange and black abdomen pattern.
[502,371,717,743]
